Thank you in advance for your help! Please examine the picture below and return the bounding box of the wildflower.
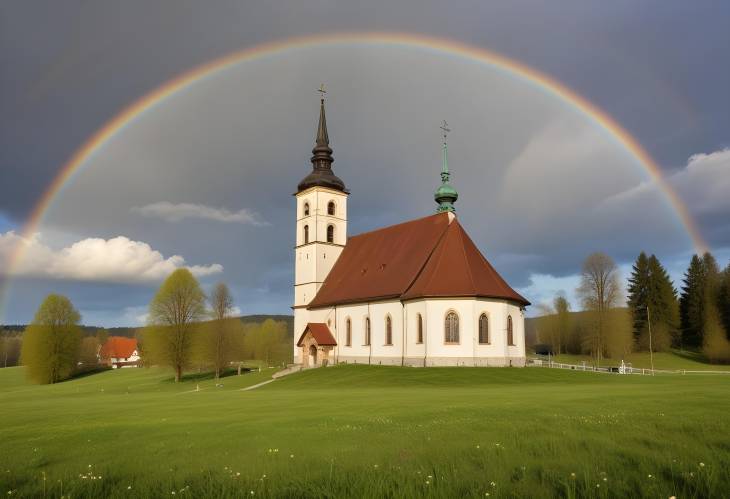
[485,494,490,497]
[603,477,607,482]
[427,475,432,479]
[236,472,240,477]
[476,445,480,449]
[425,481,430,485]
[597,484,600,488]
[570,473,576,478]
[699,462,705,468]
[670,496,677,499]
[648,474,653,478]
[490,481,496,487]
[128,486,132,490]
[171,492,176,496]
[250,491,255,495]
[374,464,379,469]
[290,454,294,458]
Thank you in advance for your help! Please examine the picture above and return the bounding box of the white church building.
[294,96,530,368]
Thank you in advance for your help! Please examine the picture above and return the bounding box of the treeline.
[11,268,293,384]
[0,332,22,367]
[534,251,730,364]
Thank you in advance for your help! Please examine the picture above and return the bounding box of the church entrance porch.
[308,345,318,367]
[296,323,337,368]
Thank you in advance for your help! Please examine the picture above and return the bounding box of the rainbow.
[2,32,707,316]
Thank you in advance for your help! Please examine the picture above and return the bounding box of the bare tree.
[553,294,571,355]
[147,269,206,382]
[577,252,621,364]
[209,282,235,379]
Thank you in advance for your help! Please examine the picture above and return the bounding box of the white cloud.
[0,231,222,283]
[602,148,730,216]
[132,202,268,225]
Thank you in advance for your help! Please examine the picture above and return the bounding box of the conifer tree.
[718,263,730,336]
[646,255,679,347]
[628,253,678,350]
[680,255,706,347]
[627,252,650,341]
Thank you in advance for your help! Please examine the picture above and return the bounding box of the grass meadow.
[1,364,729,498]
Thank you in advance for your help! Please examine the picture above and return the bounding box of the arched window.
[346,318,352,346]
[445,311,459,343]
[364,317,371,345]
[479,313,489,344]
[507,315,514,346]
[327,224,335,243]
[385,315,393,345]
[416,314,423,344]
[303,202,310,216]
[303,225,309,244]
[327,201,336,215]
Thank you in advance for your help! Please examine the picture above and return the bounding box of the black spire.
[297,90,348,194]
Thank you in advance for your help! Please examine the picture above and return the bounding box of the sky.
[1,1,729,326]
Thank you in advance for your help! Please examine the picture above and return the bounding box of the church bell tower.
[293,88,348,358]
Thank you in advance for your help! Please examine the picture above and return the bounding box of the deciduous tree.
[577,252,622,363]
[207,282,236,379]
[20,294,82,384]
[146,269,206,382]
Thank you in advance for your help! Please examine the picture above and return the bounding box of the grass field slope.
[1,365,728,498]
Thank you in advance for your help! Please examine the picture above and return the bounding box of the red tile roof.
[296,323,337,347]
[308,212,529,308]
[100,337,137,359]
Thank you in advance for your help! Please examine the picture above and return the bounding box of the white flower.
[127,486,132,490]
[699,462,705,467]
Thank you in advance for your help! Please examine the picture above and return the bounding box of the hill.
[1,364,728,497]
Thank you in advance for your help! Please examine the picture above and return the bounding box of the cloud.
[600,148,730,246]
[132,202,268,225]
[0,231,222,283]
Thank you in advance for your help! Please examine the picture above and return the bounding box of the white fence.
[527,357,730,376]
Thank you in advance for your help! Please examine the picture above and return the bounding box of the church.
[293,94,530,368]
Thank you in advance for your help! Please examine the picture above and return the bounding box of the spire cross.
[440,120,451,175]
[439,120,450,144]
[317,83,327,101]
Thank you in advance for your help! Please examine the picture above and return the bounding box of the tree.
[576,252,622,363]
[78,336,100,369]
[146,269,206,382]
[20,294,82,384]
[207,282,236,379]
[553,295,571,355]
[719,263,730,336]
[628,253,679,350]
[702,298,730,363]
[605,308,634,359]
[680,255,706,348]
[627,252,651,341]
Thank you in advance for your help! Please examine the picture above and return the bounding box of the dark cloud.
[1,1,728,324]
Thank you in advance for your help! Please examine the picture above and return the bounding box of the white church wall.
[333,303,371,364]
[367,301,404,365]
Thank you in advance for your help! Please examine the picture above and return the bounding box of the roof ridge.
[349,212,446,240]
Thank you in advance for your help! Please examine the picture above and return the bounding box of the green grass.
[1,365,729,498]
[548,349,730,371]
